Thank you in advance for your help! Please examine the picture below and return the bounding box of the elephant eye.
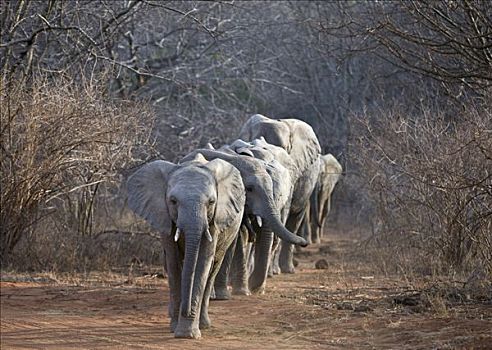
[209,198,216,205]
[246,186,253,192]
[169,196,177,205]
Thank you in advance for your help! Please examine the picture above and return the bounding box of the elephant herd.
[126,114,342,339]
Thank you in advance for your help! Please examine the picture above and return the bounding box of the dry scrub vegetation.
[0,75,157,269]
[351,100,492,279]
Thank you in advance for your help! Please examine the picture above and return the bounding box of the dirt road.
[1,235,491,349]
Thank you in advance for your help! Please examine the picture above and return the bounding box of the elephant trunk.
[263,208,308,247]
[249,228,274,293]
[179,226,203,318]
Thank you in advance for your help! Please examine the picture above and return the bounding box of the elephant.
[239,114,321,273]
[180,145,308,294]
[223,139,295,293]
[126,154,245,339]
[301,153,343,244]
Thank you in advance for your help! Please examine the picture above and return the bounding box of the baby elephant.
[126,154,245,339]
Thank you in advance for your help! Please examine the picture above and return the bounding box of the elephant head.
[126,154,245,337]
[227,139,294,211]
[181,149,308,247]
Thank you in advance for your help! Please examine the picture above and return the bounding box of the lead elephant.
[239,114,321,273]
[126,154,245,339]
[303,154,342,244]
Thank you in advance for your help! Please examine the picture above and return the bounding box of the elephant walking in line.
[224,138,295,293]
[180,144,308,295]
[301,154,343,244]
[126,154,245,339]
[239,114,321,274]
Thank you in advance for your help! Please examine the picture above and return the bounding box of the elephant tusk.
[174,228,181,242]
[205,228,213,242]
[256,215,262,228]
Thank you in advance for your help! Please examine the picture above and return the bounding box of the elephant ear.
[205,159,245,229]
[126,160,175,234]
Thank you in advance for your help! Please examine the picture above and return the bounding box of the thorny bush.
[352,97,492,279]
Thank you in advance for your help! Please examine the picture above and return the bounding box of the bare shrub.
[0,74,155,266]
[351,97,492,278]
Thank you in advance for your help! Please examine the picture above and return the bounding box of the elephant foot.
[249,276,266,294]
[249,280,266,294]
[232,287,251,296]
[280,263,296,274]
[174,327,201,339]
[272,262,281,275]
[250,285,265,295]
[174,319,201,339]
[170,319,178,333]
[312,237,320,244]
[199,314,212,329]
[211,287,231,300]
[267,269,274,278]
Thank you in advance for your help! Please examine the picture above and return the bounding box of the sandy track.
[2,236,491,349]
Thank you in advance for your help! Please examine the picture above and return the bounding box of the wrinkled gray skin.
[212,223,251,299]
[217,139,295,293]
[301,154,343,244]
[239,114,321,273]
[180,145,308,292]
[126,155,245,339]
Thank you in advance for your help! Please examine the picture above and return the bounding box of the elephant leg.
[319,197,331,239]
[299,201,312,245]
[249,228,274,294]
[271,206,288,275]
[300,211,311,246]
[310,208,321,245]
[268,235,280,276]
[161,234,182,333]
[231,226,251,295]
[311,196,321,244]
[175,239,215,339]
[200,256,223,329]
[247,243,255,275]
[271,238,281,275]
[280,209,306,274]
[199,269,215,329]
[279,240,295,274]
[201,235,236,328]
[212,235,238,300]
